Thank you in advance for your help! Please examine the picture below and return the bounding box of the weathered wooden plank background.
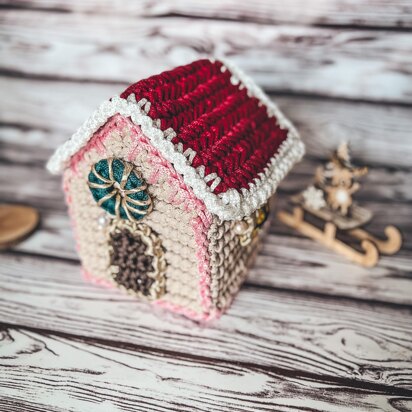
[0,1,412,411]
[1,11,412,102]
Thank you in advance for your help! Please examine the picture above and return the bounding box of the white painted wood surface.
[1,11,412,102]
[2,251,412,389]
[2,328,411,412]
[0,1,412,411]
[2,0,412,28]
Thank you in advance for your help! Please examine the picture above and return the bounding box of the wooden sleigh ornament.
[277,144,402,267]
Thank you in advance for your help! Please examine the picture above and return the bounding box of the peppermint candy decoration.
[88,158,152,222]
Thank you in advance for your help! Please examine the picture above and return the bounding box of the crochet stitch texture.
[48,58,305,320]
[48,58,304,221]
[121,59,290,194]
[88,158,152,221]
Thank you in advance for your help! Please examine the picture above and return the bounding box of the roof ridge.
[147,70,230,117]
[121,59,220,101]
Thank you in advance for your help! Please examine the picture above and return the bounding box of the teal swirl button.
[87,158,152,222]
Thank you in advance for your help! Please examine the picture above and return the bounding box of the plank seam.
[0,4,411,32]
[1,69,412,107]
[4,249,412,311]
[1,321,412,397]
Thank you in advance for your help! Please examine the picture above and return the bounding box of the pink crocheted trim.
[67,114,215,319]
[154,299,221,322]
[82,269,114,288]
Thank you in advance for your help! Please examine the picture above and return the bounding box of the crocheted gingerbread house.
[47,59,304,321]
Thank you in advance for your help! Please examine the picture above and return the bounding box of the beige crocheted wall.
[64,117,204,314]
[207,216,268,311]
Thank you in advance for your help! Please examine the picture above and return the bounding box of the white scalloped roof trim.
[47,60,304,220]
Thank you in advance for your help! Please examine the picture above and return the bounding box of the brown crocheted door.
[107,221,167,300]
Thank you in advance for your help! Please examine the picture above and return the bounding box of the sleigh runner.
[278,143,402,267]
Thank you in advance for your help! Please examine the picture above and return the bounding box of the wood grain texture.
[1,154,411,308]
[2,0,412,29]
[1,11,412,102]
[1,251,412,392]
[1,3,412,409]
[2,77,412,168]
[1,328,411,412]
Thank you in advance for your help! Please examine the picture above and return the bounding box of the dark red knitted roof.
[120,59,289,195]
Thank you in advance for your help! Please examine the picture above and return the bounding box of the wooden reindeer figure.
[318,143,368,216]
[278,143,402,267]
